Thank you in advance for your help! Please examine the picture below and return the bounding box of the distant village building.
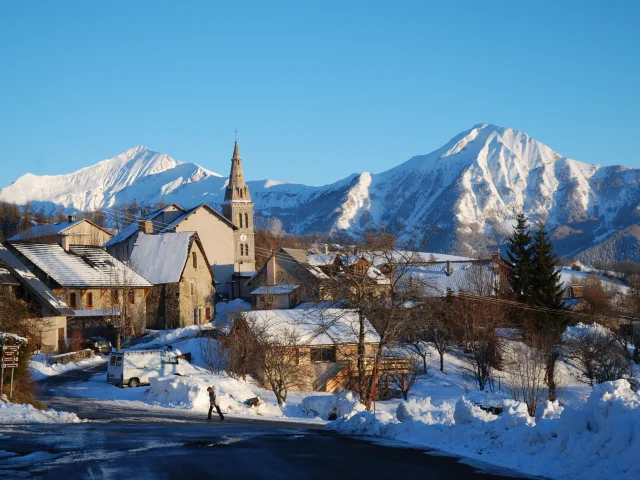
[8,215,113,248]
[0,244,74,353]
[128,232,216,329]
[7,243,151,341]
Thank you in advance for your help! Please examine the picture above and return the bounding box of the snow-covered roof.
[251,283,300,295]
[240,308,380,346]
[129,232,195,284]
[278,248,330,279]
[0,244,74,316]
[11,243,151,288]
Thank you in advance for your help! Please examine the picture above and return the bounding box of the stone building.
[0,244,74,353]
[128,232,216,329]
[7,243,151,342]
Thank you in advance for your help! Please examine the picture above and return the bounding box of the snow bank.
[562,322,613,342]
[300,391,364,420]
[149,374,283,417]
[0,401,81,424]
[29,355,107,380]
[330,380,640,480]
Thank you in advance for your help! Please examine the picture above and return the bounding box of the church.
[104,141,256,300]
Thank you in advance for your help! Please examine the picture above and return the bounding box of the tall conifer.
[506,213,532,301]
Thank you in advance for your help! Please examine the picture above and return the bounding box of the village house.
[104,141,256,300]
[230,308,387,392]
[0,244,74,353]
[8,215,113,248]
[6,242,151,342]
[128,232,216,329]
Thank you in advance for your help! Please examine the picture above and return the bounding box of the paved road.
[0,363,527,479]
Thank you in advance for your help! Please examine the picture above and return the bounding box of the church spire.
[224,141,251,203]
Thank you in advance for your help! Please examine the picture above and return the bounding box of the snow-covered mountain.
[2,124,640,261]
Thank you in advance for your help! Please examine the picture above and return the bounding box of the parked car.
[83,337,112,354]
[107,350,188,387]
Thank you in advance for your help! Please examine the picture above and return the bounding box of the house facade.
[8,216,113,248]
[129,232,216,329]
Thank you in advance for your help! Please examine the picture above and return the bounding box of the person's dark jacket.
[209,390,215,406]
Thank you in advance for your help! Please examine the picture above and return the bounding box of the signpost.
[1,345,20,399]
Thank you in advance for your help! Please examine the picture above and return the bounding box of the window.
[190,283,195,296]
[238,213,243,228]
[128,289,135,304]
[116,356,123,367]
[310,347,336,363]
[69,292,77,309]
[205,306,212,320]
[110,356,116,366]
[198,308,202,324]
[244,213,249,228]
[192,251,197,269]
[240,244,245,256]
[86,292,93,308]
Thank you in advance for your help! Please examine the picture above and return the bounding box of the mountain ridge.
[2,124,640,263]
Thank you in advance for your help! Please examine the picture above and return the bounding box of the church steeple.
[222,140,256,282]
[224,142,251,203]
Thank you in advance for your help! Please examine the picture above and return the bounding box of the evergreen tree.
[506,213,533,301]
[530,223,565,311]
[529,223,568,401]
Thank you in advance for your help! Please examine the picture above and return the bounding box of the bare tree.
[198,335,230,374]
[388,357,423,400]
[504,337,547,416]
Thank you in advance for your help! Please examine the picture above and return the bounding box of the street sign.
[2,345,19,352]
[1,363,18,369]
[1,356,17,363]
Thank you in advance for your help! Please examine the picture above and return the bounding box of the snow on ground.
[330,379,640,480]
[0,400,82,424]
[28,355,107,381]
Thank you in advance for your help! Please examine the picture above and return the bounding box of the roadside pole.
[1,344,20,400]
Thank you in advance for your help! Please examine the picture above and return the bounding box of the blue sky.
[1,1,638,188]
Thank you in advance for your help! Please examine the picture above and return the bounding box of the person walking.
[207,386,225,421]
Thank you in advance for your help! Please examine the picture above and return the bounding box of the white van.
[107,350,187,387]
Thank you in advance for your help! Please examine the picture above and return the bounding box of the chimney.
[446,260,451,276]
[138,220,153,234]
[67,214,75,223]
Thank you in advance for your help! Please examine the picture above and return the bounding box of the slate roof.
[0,244,74,316]
[240,308,380,346]
[11,243,151,288]
[404,261,499,296]
[159,203,236,232]
[129,232,195,284]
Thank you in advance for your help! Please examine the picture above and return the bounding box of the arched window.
[240,244,244,256]
[244,243,249,257]
[238,213,243,228]
[244,213,249,228]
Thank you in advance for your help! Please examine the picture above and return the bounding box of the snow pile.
[29,355,107,380]
[149,374,283,417]
[300,391,364,420]
[331,380,640,480]
[0,332,28,344]
[396,397,454,425]
[562,321,613,342]
[0,401,82,424]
